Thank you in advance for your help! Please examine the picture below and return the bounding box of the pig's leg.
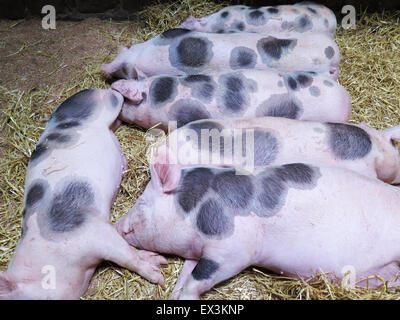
[98,222,168,285]
[169,259,198,300]
[176,245,252,300]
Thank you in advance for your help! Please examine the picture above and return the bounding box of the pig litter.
[1,0,400,299]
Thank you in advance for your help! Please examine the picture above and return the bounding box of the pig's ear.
[382,125,400,141]
[0,272,17,297]
[151,163,181,193]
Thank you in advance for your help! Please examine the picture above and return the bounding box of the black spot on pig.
[196,199,233,237]
[267,7,280,14]
[307,7,318,14]
[235,22,245,31]
[296,15,313,32]
[47,180,94,233]
[274,163,315,185]
[168,99,211,128]
[212,171,254,209]
[287,76,298,90]
[252,130,279,166]
[249,9,263,19]
[229,47,257,70]
[26,181,47,208]
[324,18,329,28]
[309,86,321,97]
[217,72,257,115]
[181,75,216,103]
[257,173,286,215]
[177,168,214,213]
[161,28,192,38]
[247,9,267,26]
[50,89,96,123]
[192,257,219,280]
[296,73,313,88]
[281,15,313,33]
[220,11,230,18]
[149,76,178,108]
[256,163,320,216]
[323,80,334,87]
[56,121,81,130]
[29,143,49,163]
[326,123,372,160]
[257,36,297,67]
[324,46,335,59]
[282,72,313,92]
[256,93,302,119]
[184,74,212,83]
[169,37,214,73]
[45,132,71,143]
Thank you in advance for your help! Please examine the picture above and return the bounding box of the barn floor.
[1,1,400,300]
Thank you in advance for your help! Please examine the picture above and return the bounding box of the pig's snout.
[111,80,141,103]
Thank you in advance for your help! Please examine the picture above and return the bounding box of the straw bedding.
[0,0,400,300]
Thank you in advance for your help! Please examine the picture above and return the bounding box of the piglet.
[0,89,167,299]
[116,162,400,299]
[180,3,337,38]
[101,29,340,80]
[111,69,350,130]
[152,117,400,184]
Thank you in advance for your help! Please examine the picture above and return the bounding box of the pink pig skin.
[111,69,350,131]
[101,30,340,81]
[0,89,167,300]
[152,117,400,184]
[115,162,400,300]
[180,3,337,38]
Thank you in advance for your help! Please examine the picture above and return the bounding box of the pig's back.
[187,4,337,37]
[252,164,399,278]
[25,127,124,216]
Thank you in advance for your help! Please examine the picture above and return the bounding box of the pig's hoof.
[137,249,168,267]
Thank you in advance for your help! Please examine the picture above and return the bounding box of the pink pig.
[180,3,337,38]
[0,89,167,299]
[111,69,350,131]
[101,29,340,80]
[151,117,400,184]
[116,162,400,299]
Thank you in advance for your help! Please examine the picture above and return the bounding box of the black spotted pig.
[0,89,167,299]
[116,162,400,299]
[101,28,340,80]
[111,69,350,130]
[180,3,337,37]
[151,117,400,184]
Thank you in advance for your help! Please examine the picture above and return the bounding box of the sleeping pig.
[151,117,400,184]
[111,69,350,130]
[101,28,340,80]
[0,89,167,299]
[116,162,400,299]
[179,3,337,38]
